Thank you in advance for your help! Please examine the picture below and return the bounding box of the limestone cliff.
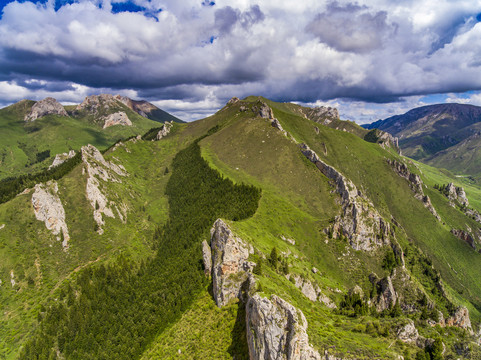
[156,121,173,140]
[209,219,255,307]
[102,112,132,128]
[31,181,70,249]
[24,97,68,122]
[246,294,321,360]
[81,144,128,235]
[446,306,473,334]
[300,143,391,251]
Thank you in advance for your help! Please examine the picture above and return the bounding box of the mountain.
[2,96,481,359]
[0,95,181,180]
[363,103,481,179]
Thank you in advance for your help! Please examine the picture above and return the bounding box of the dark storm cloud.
[215,5,265,34]
[306,2,397,53]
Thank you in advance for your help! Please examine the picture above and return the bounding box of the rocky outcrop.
[210,219,255,307]
[24,97,68,121]
[387,159,441,221]
[258,102,275,120]
[82,144,128,235]
[290,275,337,309]
[227,97,240,105]
[446,306,473,333]
[301,106,339,125]
[364,129,401,154]
[445,183,469,207]
[48,150,76,170]
[370,274,398,312]
[114,95,157,118]
[451,229,476,249]
[201,240,212,277]
[246,294,321,360]
[397,320,419,343]
[31,181,70,249]
[465,208,481,224]
[272,118,288,136]
[156,121,173,140]
[76,94,118,113]
[301,143,391,251]
[102,112,132,128]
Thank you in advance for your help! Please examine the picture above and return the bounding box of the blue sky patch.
[111,1,146,14]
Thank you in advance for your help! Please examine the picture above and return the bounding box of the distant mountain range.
[364,103,481,180]
[0,94,182,180]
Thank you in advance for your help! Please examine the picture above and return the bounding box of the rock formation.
[227,97,240,105]
[370,275,398,312]
[445,182,469,207]
[397,320,419,343]
[24,97,68,122]
[48,150,76,170]
[81,144,128,234]
[31,181,70,249]
[76,94,119,113]
[156,121,173,140]
[246,294,321,360]
[300,143,391,251]
[201,240,212,277]
[301,106,339,125]
[446,306,473,333]
[290,275,337,309]
[209,219,255,307]
[102,112,132,128]
[451,229,476,249]
[114,95,158,118]
[387,159,441,221]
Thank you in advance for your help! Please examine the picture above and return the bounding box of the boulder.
[103,112,132,128]
[258,102,275,120]
[31,181,70,249]
[25,97,68,121]
[246,294,321,360]
[210,219,254,307]
[397,319,419,343]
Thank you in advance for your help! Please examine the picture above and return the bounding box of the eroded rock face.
[446,306,473,333]
[246,294,321,360]
[301,106,339,125]
[114,95,157,118]
[25,97,68,121]
[370,275,398,312]
[291,275,337,308]
[156,121,173,140]
[201,240,212,277]
[76,94,118,113]
[387,159,441,221]
[210,219,254,307]
[103,112,132,128]
[31,181,70,249]
[446,183,469,207]
[397,320,419,343]
[48,150,76,170]
[301,143,391,251]
[227,97,240,105]
[451,229,476,249]
[258,102,275,120]
[82,144,128,235]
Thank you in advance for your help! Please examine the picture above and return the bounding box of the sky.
[1,0,481,123]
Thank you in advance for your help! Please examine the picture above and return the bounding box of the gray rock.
[227,97,240,105]
[48,150,76,170]
[301,106,339,124]
[156,121,173,140]
[103,112,132,128]
[25,97,68,122]
[82,144,128,234]
[271,118,288,136]
[446,306,473,333]
[31,181,70,249]
[202,240,212,277]
[76,94,118,113]
[451,229,476,249]
[397,319,419,343]
[210,219,254,307]
[372,276,398,312]
[246,294,321,360]
[300,143,391,251]
[258,102,275,120]
[387,159,441,221]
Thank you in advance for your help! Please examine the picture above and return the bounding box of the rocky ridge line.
[102,112,132,128]
[156,121,173,140]
[24,97,68,122]
[81,144,128,235]
[387,159,441,221]
[300,106,340,124]
[300,143,391,251]
[31,180,70,249]
[48,150,76,170]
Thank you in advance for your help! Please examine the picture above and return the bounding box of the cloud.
[306,2,397,53]
[1,0,481,123]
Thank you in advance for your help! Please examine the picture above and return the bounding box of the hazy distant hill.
[364,103,481,179]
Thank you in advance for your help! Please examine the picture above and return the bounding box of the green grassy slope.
[0,100,163,180]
